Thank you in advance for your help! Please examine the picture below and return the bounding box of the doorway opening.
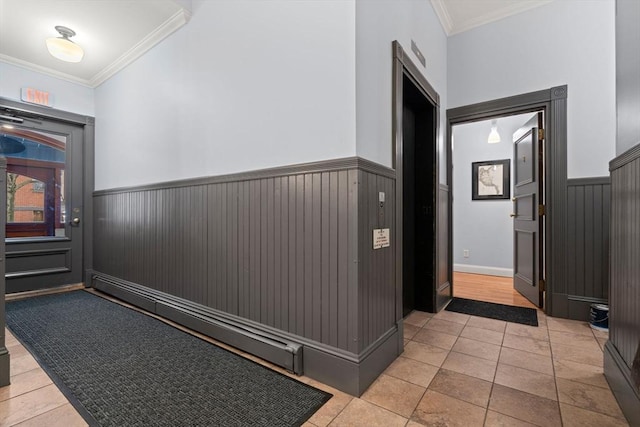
[451,112,544,309]
[0,97,95,294]
[446,85,568,316]
[401,73,437,316]
[391,41,440,318]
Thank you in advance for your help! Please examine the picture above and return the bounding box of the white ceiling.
[0,0,190,88]
[431,0,553,35]
[0,0,552,89]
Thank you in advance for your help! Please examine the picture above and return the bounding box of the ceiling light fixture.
[487,119,501,144]
[46,26,84,63]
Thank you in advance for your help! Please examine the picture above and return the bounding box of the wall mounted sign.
[373,228,390,249]
[21,88,53,107]
[411,40,426,67]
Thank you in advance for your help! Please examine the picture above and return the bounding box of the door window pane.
[2,128,66,238]
[7,174,45,223]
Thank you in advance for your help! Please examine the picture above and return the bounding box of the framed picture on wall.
[471,159,510,200]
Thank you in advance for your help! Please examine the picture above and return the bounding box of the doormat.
[6,291,331,427]
[445,297,538,326]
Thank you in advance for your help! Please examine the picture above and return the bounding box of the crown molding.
[431,0,553,36]
[0,7,191,89]
[430,0,453,35]
[90,8,191,87]
[0,55,93,87]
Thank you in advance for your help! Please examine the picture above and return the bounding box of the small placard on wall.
[373,228,390,249]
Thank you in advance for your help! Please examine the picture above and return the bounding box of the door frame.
[0,96,95,287]
[446,86,568,316]
[391,40,440,333]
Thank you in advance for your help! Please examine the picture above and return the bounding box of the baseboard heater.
[91,273,303,374]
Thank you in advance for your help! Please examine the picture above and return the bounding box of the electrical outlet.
[463,249,469,258]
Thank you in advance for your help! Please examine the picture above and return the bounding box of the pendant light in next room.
[487,119,501,144]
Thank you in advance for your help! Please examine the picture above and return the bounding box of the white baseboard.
[453,264,513,277]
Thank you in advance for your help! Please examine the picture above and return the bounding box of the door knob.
[510,213,517,217]
[72,217,80,224]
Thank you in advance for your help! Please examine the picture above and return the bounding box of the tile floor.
[0,303,630,426]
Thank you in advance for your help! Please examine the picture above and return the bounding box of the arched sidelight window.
[1,128,65,238]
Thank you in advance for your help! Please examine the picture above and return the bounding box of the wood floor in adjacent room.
[453,272,538,309]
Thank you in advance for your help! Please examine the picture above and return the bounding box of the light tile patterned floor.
[1,305,630,426]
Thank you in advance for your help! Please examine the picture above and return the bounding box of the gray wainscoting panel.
[93,157,398,394]
[606,144,640,425]
[609,148,640,368]
[566,177,611,319]
[357,170,396,352]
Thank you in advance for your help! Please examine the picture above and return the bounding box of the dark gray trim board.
[437,184,450,310]
[605,342,640,426]
[0,97,93,126]
[392,40,442,318]
[0,157,9,386]
[94,157,395,195]
[83,117,95,285]
[447,86,569,317]
[610,141,640,170]
[93,156,398,396]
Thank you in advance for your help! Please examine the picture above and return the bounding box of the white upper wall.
[94,0,356,190]
[355,0,447,174]
[448,0,616,178]
[0,61,95,116]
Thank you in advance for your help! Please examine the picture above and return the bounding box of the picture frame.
[471,159,510,200]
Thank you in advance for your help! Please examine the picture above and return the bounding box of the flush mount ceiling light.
[46,26,84,63]
[487,119,501,144]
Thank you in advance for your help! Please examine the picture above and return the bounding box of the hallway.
[0,291,628,426]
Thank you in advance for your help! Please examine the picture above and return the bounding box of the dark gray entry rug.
[6,291,331,427]
[445,297,538,326]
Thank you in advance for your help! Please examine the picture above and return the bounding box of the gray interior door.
[512,113,544,307]
[2,116,84,293]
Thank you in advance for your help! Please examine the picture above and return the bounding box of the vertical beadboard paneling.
[609,146,640,368]
[303,174,313,339]
[94,159,396,353]
[321,172,331,345]
[357,170,396,352]
[312,173,322,343]
[295,174,305,337]
[336,170,349,350]
[288,175,298,335]
[347,169,359,354]
[566,178,611,301]
[273,178,282,330]
[239,181,250,318]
